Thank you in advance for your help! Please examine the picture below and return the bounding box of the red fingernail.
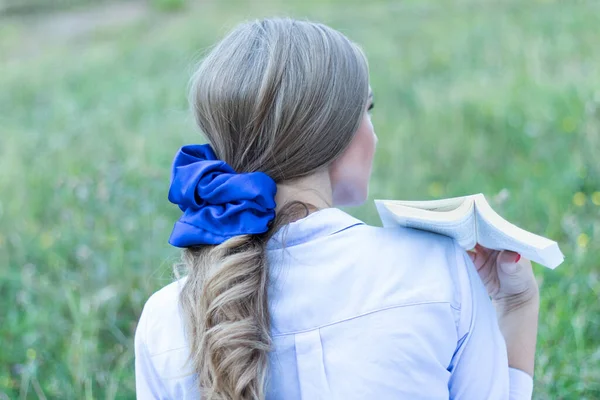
[515,253,521,263]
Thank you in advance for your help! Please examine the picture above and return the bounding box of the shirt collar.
[266,207,365,250]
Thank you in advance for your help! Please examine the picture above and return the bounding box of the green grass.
[1,0,599,398]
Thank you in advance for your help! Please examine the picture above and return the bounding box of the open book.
[375,194,564,269]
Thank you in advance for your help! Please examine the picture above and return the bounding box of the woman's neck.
[274,170,333,216]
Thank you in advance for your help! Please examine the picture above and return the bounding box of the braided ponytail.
[180,234,270,399]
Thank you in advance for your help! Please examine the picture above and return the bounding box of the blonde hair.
[179,18,369,399]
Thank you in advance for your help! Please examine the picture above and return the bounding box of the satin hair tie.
[167,144,277,247]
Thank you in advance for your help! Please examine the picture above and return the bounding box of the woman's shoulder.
[136,277,188,356]
[141,277,186,317]
[135,278,198,396]
[361,222,454,246]
[343,224,467,307]
[352,223,462,270]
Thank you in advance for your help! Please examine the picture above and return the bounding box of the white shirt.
[135,208,534,399]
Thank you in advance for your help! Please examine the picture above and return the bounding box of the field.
[1,0,599,398]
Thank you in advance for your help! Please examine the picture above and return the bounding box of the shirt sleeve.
[509,368,534,399]
[134,304,170,400]
[447,242,533,400]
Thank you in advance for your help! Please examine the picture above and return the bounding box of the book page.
[376,200,478,249]
[392,196,469,212]
[474,197,564,269]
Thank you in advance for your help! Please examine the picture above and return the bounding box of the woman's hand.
[468,244,540,377]
[467,244,539,314]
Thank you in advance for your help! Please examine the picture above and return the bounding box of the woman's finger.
[497,250,521,273]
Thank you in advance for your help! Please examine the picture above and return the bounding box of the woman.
[135,18,539,399]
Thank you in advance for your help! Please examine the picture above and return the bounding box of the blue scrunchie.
[167,144,277,247]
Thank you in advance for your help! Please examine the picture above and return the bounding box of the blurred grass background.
[1,0,599,398]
